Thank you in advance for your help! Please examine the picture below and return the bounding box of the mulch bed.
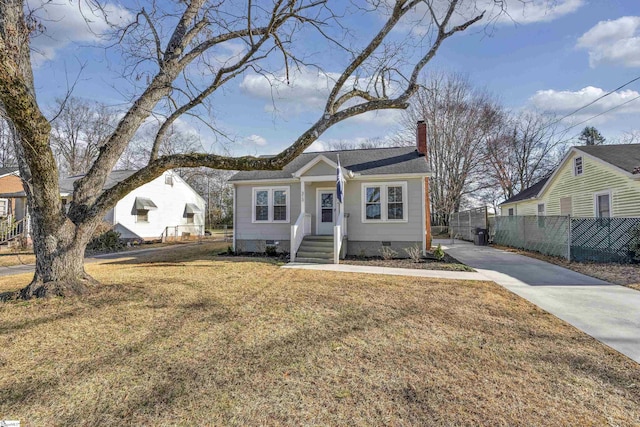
[342,252,475,272]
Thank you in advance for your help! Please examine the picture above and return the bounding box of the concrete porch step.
[295,257,334,264]
[296,250,334,259]
[299,240,334,249]
[304,235,333,241]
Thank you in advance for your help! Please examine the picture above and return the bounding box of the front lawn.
[0,243,638,425]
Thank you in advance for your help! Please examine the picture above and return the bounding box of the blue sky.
[29,0,640,157]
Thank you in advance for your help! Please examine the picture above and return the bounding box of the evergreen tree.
[578,126,605,146]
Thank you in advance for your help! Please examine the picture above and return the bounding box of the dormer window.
[574,156,583,176]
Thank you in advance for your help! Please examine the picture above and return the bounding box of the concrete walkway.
[436,239,640,364]
[282,262,486,281]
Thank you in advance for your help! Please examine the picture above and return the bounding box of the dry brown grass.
[494,245,640,291]
[0,251,35,267]
[1,242,639,426]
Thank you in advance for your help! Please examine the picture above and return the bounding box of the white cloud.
[305,140,329,152]
[401,0,583,35]
[495,0,584,24]
[241,66,343,112]
[576,16,640,68]
[28,0,131,63]
[240,66,403,127]
[245,134,267,146]
[529,86,640,123]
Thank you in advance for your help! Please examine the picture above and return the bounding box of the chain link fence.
[449,208,490,242]
[494,216,569,258]
[571,218,640,263]
[494,215,640,263]
[161,225,205,242]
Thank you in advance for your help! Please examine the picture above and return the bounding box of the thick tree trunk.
[16,219,97,300]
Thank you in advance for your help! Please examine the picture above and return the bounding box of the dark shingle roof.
[229,146,430,181]
[0,167,18,177]
[500,176,549,206]
[576,143,640,174]
[59,170,137,193]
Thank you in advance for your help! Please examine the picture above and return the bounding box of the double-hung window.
[362,182,408,222]
[252,187,290,223]
[574,156,583,176]
[595,192,611,218]
[537,203,546,227]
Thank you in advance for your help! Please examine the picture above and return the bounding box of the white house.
[58,170,206,241]
[228,122,433,263]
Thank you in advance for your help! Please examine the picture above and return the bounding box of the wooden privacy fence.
[493,215,640,263]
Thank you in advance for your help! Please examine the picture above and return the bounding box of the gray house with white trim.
[229,123,433,263]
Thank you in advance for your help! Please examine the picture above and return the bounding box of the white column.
[300,181,305,214]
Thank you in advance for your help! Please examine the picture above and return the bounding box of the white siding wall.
[113,171,205,239]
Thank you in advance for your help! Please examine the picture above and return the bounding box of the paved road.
[437,239,640,364]
[0,243,203,278]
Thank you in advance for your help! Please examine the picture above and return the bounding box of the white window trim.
[573,156,583,176]
[537,202,546,216]
[361,182,409,223]
[508,207,514,216]
[594,190,613,218]
[252,186,291,224]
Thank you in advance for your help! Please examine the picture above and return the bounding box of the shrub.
[227,245,234,255]
[404,245,422,263]
[433,244,445,261]
[265,245,278,256]
[87,230,125,252]
[379,245,398,260]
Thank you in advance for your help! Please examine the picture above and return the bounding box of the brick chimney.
[416,120,427,157]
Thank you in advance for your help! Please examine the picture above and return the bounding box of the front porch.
[290,173,347,264]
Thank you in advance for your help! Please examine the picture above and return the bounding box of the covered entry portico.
[290,155,348,263]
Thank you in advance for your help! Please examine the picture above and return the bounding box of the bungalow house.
[0,169,206,243]
[500,144,640,217]
[229,122,433,263]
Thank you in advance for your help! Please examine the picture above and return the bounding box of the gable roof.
[576,143,640,174]
[0,167,18,177]
[500,143,640,207]
[500,176,550,206]
[229,146,430,182]
[59,170,137,194]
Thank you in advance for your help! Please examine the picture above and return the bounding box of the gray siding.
[344,178,424,242]
[234,178,426,253]
[303,161,335,177]
[234,183,301,241]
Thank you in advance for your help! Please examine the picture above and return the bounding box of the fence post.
[566,216,571,261]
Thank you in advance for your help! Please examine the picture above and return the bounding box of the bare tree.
[0,0,492,299]
[401,72,502,223]
[180,168,234,226]
[0,114,17,167]
[51,97,117,175]
[618,130,640,145]
[483,110,567,202]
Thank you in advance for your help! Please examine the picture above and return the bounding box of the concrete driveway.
[436,239,640,364]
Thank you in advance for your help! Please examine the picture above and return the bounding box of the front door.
[317,190,336,235]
